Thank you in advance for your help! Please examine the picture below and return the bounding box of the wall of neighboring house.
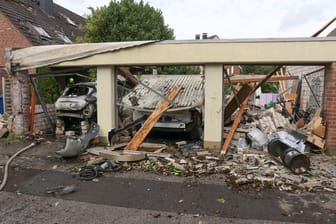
[0,12,32,114]
[287,66,324,110]
[224,65,241,76]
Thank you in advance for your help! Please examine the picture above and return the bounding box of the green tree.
[84,0,174,42]
[241,65,275,75]
[241,65,279,93]
[37,77,60,103]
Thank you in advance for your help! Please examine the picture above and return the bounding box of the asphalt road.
[1,167,335,224]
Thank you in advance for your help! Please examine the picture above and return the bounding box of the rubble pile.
[78,138,330,192]
[97,144,335,193]
[77,100,335,193]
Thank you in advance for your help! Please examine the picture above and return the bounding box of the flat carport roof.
[7,37,336,150]
[8,37,336,71]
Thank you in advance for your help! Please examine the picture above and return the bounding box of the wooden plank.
[124,86,181,151]
[312,117,326,138]
[224,84,253,122]
[224,75,299,84]
[221,100,247,154]
[296,118,305,129]
[283,93,297,103]
[285,102,293,115]
[307,134,325,149]
[223,127,249,133]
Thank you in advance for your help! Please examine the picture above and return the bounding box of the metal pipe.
[268,132,310,174]
[0,141,40,191]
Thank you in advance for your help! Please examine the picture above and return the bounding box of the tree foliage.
[84,0,174,42]
[37,77,60,104]
[241,65,275,75]
[241,65,279,93]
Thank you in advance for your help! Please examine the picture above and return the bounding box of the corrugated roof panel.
[121,75,204,111]
[9,41,156,71]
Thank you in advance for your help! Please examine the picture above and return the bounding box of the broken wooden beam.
[224,84,253,122]
[124,86,181,151]
[224,74,298,84]
[221,100,248,154]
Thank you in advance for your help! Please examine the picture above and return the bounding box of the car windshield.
[64,86,89,96]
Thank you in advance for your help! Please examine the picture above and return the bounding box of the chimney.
[202,33,208,39]
[195,34,200,40]
[39,0,53,16]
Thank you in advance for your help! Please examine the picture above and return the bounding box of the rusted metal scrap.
[268,131,310,174]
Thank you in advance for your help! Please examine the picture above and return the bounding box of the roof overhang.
[7,37,336,72]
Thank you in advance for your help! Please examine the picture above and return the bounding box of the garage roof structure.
[7,37,336,152]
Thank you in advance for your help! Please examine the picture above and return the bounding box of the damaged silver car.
[55,82,97,120]
[121,75,204,139]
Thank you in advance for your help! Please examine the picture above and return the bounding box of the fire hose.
[0,141,40,191]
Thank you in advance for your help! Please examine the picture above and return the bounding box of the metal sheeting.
[8,41,155,71]
[121,75,204,111]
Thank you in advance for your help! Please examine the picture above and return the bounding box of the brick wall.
[224,65,241,75]
[33,104,56,133]
[10,71,30,135]
[324,63,336,154]
[0,12,31,66]
[0,12,31,111]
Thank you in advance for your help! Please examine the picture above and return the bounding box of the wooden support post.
[124,86,181,151]
[221,99,248,154]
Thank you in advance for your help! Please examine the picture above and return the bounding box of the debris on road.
[46,185,76,195]
[56,122,99,158]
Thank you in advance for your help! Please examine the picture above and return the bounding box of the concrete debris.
[99,140,334,193]
[70,87,332,193]
[46,185,76,195]
[247,128,269,151]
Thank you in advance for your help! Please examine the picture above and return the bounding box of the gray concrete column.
[204,64,224,150]
[97,66,117,143]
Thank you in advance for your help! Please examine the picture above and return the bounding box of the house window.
[55,31,72,44]
[31,24,52,40]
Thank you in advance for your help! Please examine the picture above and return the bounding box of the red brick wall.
[224,65,241,75]
[323,63,336,154]
[0,12,31,65]
[0,12,32,94]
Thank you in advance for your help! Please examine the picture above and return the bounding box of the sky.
[54,0,336,39]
